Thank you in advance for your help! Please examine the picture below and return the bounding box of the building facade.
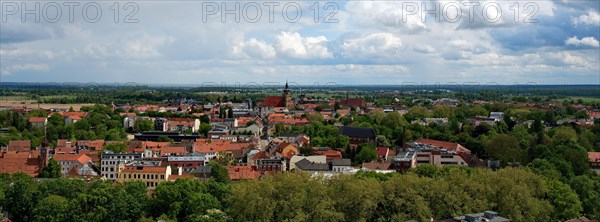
[100,152,142,180]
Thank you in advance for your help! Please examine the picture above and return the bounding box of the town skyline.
[1,1,599,84]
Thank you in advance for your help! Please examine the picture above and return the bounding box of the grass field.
[0,97,94,111]
[556,97,600,103]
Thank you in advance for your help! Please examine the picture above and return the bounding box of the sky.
[0,0,599,85]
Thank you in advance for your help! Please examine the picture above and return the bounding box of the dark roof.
[331,158,351,166]
[345,98,364,107]
[190,166,212,175]
[262,96,284,107]
[566,216,592,222]
[295,159,329,171]
[339,126,376,139]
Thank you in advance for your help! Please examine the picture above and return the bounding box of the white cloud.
[274,32,332,59]
[340,33,402,59]
[2,64,49,76]
[572,11,600,26]
[233,38,276,59]
[565,36,600,47]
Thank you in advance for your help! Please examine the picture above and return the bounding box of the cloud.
[2,64,49,76]
[233,38,276,59]
[340,33,402,59]
[565,36,600,47]
[413,44,436,53]
[274,32,332,59]
[572,11,600,26]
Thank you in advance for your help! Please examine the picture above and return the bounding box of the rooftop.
[339,126,376,138]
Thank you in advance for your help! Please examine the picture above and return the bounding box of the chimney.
[402,126,407,152]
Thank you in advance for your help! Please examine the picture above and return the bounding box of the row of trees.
[3,165,598,222]
[0,105,130,147]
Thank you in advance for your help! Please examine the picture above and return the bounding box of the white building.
[100,152,142,180]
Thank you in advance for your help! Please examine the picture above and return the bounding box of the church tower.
[283,80,293,109]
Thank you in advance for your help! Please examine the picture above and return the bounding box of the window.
[441,162,457,165]
[441,155,454,159]
[417,160,429,164]
[417,154,429,157]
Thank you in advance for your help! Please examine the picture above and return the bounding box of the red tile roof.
[77,140,105,150]
[58,111,88,118]
[227,166,261,180]
[67,115,81,120]
[168,173,195,181]
[53,154,91,165]
[28,117,47,123]
[377,147,389,157]
[362,162,392,170]
[315,150,343,160]
[54,147,76,154]
[589,152,600,163]
[262,96,284,107]
[345,98,364,107]
[8,140,31,152]
[0,151,41,176]
[57,139,74,148]
[121,165,168,173]
[251,152,269,162]
[159,146,187,156]
[415,138,470,153]
[194,140,253,153]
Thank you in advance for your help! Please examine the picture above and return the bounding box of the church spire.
[285,79,288,89]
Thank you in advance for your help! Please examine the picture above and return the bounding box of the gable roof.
[331,158,351,166]
[58,111,88,118]
[227,166,261,180]
[315,150,342,160]
[414,138,470,153]
[76,140,105,149]
[262,96,284,107]
[377,147,389,157]
[345,98,364,107]
[339,126,376,138]
[159,146,187,156]
[8,140,31,152]
[121,165,168,174]
[295,159,329,171]
[362,162,392,170]
[194,140,253,153]
[589,152,600,163]
[53,154,92,165]
[28,117,47,123]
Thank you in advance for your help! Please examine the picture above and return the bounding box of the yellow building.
[117,165,180,189]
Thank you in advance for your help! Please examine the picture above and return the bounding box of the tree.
[157,135,174,143]
[527,159,561,180]
[208,162,230,184]
[354,144,377,164]
[376,135,391,147]
[405,106,432,122]
[546,179,582,220]
[485,134,526,164]
[199,123,212,135]
[569,176,600,219]
[39,157,62,178]
[4,173,38,222]
[32,195,70,222]
[134,119,154,132]
[104,142,128,153]
[184,193,222,221]
[552,126,578,146]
